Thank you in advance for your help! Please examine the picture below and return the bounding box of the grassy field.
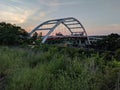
[0,45,120,90]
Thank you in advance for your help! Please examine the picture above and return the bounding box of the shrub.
[0,46,119,90]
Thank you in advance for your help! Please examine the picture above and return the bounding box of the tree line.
[0,22,120,52]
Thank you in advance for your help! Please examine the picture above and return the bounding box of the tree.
[95,33,120,51]
[0,22,28,45]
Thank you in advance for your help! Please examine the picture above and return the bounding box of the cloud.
[0,12,30,24]
[49,1,78,7]
[40,0,78,7]
[0,0,62,26]
[30,11,46,21]
[0,1,34,24]
[87,24,120,35]
[10,0,23,4]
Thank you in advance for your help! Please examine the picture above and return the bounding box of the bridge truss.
[29,17,90,44]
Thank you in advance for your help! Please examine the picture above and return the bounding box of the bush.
[115,48,120,61]
[0,46,120,90]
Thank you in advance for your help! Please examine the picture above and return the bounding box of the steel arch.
[29,17,90,44]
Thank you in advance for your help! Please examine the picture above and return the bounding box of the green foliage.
[115,49,120,61]
[0,22,120,90]
[95,33,120,51]
[0,22,28,45]
[0,46,120,90]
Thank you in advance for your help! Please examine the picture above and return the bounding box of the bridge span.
[29,17,91,46]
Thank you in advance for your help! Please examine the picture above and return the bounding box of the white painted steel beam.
[29,17,91,44]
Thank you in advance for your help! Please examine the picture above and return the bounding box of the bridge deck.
[46,36,87,40]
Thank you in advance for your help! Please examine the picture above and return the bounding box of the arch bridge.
[29,17,90,45]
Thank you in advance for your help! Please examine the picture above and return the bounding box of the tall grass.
[0,46,120,90]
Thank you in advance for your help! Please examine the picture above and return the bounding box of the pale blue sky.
[0,0,120,35]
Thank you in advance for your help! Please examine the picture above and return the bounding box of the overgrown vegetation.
[0,22,120,90]
[95,33,120,51]
[0,46,120,90]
